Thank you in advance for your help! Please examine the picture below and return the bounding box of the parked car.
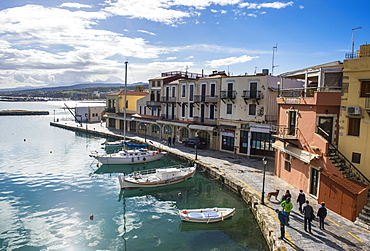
[182,137,207,149]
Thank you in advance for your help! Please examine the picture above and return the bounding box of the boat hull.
[179,208,235,223]
[118,166,196,189]
[90,150,165,165]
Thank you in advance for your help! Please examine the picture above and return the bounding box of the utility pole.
[351,27,362,58]
[272,44,278,76]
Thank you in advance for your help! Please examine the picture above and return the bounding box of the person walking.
[317,202,327,230]
[281,190,291,202]
[275,209,288,240]
[172,136,175,146]
[303,200,314,234]
[280,197,293,224]
[297,190,306,213]
[168,136,171,146]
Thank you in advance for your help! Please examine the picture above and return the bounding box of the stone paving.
[53,121,370,250]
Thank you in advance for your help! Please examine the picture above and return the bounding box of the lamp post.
[144,123,147,142]
[261,157,267,205]
[194,145,198,160]
[351,27,362,58]
[277,81,281,97]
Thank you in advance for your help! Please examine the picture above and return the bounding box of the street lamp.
[277,81,281,97]
[143,123,147,142]
[261,157,267,205]
[194,145,198,160]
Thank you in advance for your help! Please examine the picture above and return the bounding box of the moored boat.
[179,208,235,223]
[90,148,166,165]
[118,164,196,189]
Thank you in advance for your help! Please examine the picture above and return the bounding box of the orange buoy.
[90,215,94,220]
[182,210,188,214]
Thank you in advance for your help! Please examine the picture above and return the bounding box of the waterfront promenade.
[51,121,370,251]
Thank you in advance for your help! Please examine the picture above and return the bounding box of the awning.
[272,141,319,163]
[188,124,215,131]
[157,120,190,127]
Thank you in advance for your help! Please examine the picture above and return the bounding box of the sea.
[0,101,268,251]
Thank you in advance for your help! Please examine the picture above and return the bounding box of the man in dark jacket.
[297,190,306,213]
[303,200,314,233]
[317,202,328,230]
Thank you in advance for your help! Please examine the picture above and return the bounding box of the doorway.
[310,167,320,197]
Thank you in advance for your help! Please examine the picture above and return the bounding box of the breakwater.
[0,110,49,115]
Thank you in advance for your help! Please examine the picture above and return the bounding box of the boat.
[179,208,236,223]
[101,139,130,148]
[118,164,196,189]
[90,61,165,165]
[90,148,166,165]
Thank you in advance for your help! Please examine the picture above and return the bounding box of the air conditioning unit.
[347,106,361,115]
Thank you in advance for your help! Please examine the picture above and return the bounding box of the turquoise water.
[0,101,268,251]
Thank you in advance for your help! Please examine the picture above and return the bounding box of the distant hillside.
[0,82,148,93]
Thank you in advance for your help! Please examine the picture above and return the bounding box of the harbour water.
[0,101,268,251]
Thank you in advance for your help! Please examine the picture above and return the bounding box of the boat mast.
[124,61,128,142]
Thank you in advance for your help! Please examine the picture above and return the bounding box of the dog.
[266,190,280,201]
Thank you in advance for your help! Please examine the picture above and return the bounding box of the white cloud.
[239,1,294,9]
[138,30,156,36]
[205,55,258,68]
[59,2,93,9]
[166,57,177,60]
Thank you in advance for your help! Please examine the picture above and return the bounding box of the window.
[210,83,216,97]
[348,118,360,136]
[284,153,291,172]
[151,81,155,87]
[209,104,215,119]
[181,103,186,117]
[172,86,176,97]
[189,103,194,118]
[189,84,194,101]
[360,81,370,97]
[352,152,361,164]
[226,103,232,114]
[249,104,257,115]
[157,81,161,87]
[182,84,186,97]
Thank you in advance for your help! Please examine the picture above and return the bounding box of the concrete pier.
[50,120,370,251]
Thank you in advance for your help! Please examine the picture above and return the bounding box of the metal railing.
[317,126,370,186]
[146,100,161,107]
[106,108,116,113]
[345,51,370,59]
[220,90,236,99]
[241,90,261,99]
[160,96,177,102]
[280,87,342,98]
[274,125,298,137]
[160,114,177,120]
[193,116,217,125]
[193,95,218,103]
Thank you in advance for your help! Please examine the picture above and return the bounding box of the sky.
[0,0,369,89]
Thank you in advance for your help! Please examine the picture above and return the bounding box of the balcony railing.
[146,100,161,107]
[193,95,218,103]
[160,114,177,120]
[272,125,298,140]
[241,90,261,99]
[160,96,177,102]
[193,116,217,125]
[345,51,370,59]
[220,90,236,99]
[279,87,342,98]
[106,107,116,113]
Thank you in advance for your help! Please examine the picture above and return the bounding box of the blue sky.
[0,0,369,89]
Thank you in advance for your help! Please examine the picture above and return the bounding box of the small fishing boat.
[90,148,166,165]
[118,164,196,189]
[101,139,130,148]
[179,208,235,223]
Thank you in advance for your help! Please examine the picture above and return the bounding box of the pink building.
[273,62,368,221]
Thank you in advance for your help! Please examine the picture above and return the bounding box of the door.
[250,82,258,98]
[318,117,333,143]
[227,83,233,98]
[200,104,205,123]
[201,84,206,102]
[287,110,297,136]
[310,168,319,197]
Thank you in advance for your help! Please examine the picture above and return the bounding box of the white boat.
[90,149,166,165]
[101,139,130,147]
[118,164,196,189]
[179,208,235,223]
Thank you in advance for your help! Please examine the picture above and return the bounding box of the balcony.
[146,100,161,107]
[106,107,116,113]
[160,96,177,102]
[280,87,341,98]
[160,114,177,120]
[272,125,298,141]
[241,90,261,99]
[220,90,236,99]
[193,116,217,125]
[194,95,218,103]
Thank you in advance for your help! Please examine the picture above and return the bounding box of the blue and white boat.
[179,208,235,223]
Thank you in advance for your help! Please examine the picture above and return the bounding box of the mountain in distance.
[0,82,148,93]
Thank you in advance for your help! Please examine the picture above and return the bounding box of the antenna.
[254,66,257,75]
[351,27,362,58]
[272,44,279,75]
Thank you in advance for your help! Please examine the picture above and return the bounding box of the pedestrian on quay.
[168,136,171,146]
[317,202,328,230]
[280,197,293,224]
[297,189,306,213]
[172,136,175,146]
[303,200,314,234]
[281,190,291,202]
[275,209,288,240]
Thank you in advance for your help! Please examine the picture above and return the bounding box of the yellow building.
[339,44,370,181]
[105,90,148,129]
